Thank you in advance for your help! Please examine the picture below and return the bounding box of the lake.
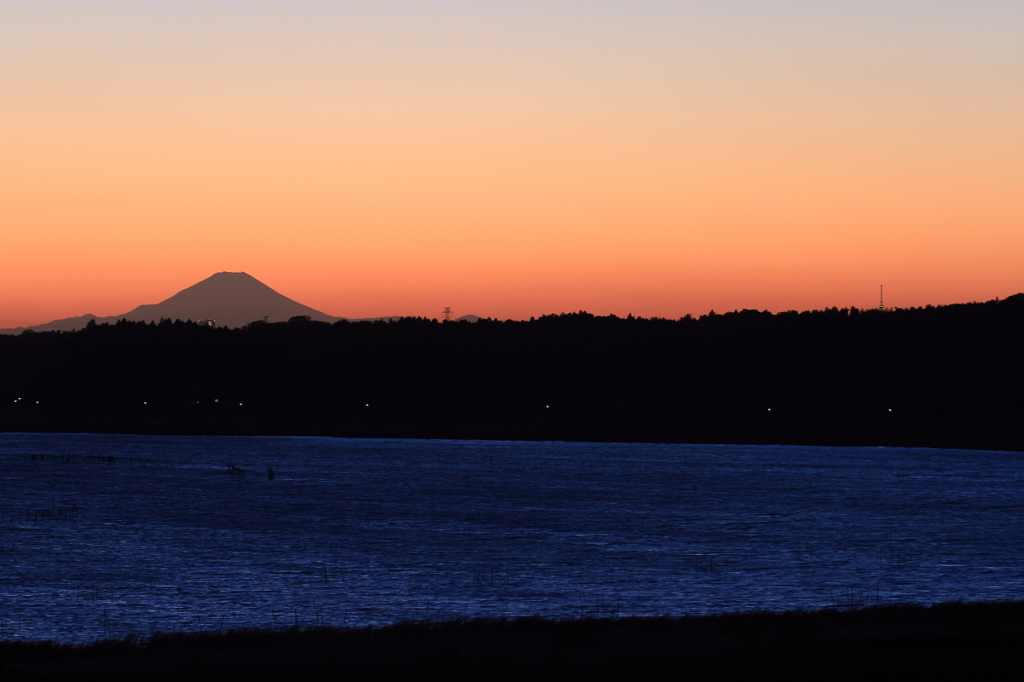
[1,432,1022,643]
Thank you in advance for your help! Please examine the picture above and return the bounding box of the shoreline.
[3,414,1023,453]
[2,601,1023,681]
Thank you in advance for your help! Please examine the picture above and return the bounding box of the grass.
[2,601,1024,681]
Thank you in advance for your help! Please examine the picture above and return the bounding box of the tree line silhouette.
[2,295,1023,448]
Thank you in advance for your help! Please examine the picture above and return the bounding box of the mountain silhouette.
[1,272,483,333]
[117,272,342,328]
[2,272,344,332]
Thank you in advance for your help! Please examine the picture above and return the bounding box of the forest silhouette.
[2,295,1022,449]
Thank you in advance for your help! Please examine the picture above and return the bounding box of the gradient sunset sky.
[2,1,1021,325]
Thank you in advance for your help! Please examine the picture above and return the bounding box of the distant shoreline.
[3,601,1024,681]
[3,414,1023,453]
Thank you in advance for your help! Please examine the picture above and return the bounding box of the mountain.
[2,272,344,332]
[0,272,483,333]
[113,272,343,328]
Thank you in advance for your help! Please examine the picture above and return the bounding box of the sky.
[2,1,1022,324]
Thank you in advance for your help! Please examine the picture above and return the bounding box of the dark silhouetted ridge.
[0,272,344,332]
[2,293,1023,449]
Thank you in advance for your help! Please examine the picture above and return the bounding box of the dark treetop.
[2,295,1023,449]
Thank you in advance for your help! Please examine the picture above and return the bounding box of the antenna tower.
[879,285,884,311]
[442,306,453,322]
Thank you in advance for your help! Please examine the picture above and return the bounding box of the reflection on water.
[1,433,1022,642]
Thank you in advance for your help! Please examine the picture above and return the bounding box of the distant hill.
[0,272,477,334]
[4,313,104,334]
[2,272,345,332]
[112,272,344,329]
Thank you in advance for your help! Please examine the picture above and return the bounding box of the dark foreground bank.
[3,602,1023,682]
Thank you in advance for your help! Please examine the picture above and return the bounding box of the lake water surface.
[1,433,1022,643]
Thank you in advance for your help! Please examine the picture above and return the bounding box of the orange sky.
[2,2,1022,325]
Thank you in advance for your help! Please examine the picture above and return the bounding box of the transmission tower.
[442,306,453,322]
